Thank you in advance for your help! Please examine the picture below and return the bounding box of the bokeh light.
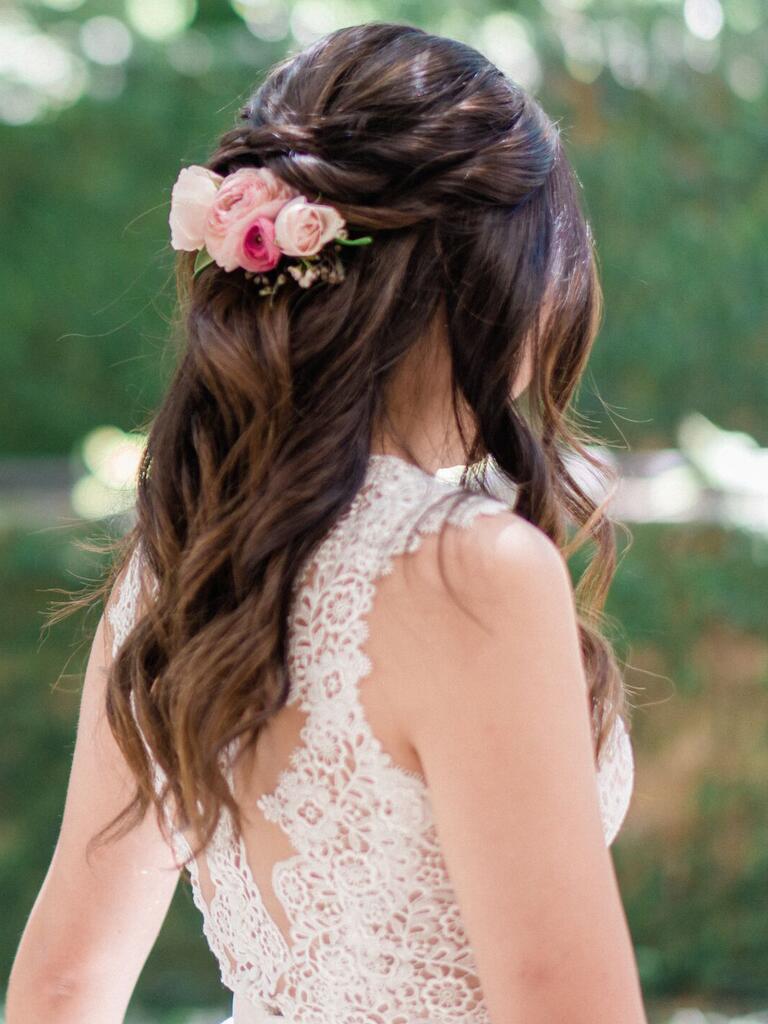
[231,0,292,41]
[288,0,374,46]
[125,0,197,42]
[558,15,605,84]
[606,18,650,89]
[0,11,87,123]
[724,0,763,33]
[39,0,86,10]
[479,11,541,92]
[79,16,133,66]
[684,0,725,40]
[71,426,145,520]
[727,53,765,99]
[165,29,214,75]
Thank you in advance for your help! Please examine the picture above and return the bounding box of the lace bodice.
[108,453,634,1024]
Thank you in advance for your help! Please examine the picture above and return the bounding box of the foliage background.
[1,0,766,1019]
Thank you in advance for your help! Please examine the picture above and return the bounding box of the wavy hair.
[56,22,629,855]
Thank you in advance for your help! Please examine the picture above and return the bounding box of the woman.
[7,22,647,1024]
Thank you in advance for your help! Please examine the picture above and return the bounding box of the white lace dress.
[108,453,634,1024]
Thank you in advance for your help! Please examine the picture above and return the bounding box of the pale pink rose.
[239,216,281,272]
[204,167,297,271]
[169,165,223,251]
[274,196,345,257]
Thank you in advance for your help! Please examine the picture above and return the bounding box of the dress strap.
[106,542,146,659]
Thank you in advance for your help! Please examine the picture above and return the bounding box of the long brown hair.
[56,22,628,855]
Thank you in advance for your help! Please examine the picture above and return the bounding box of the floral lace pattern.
[107,453,635,1023]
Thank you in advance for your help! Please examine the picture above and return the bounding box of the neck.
[369,316,473,476]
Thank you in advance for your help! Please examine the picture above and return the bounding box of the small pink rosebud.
[274,195,346,257]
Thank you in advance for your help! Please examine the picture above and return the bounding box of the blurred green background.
[1,0,767,1022]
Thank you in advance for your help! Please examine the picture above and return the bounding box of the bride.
[7,22,646,1024]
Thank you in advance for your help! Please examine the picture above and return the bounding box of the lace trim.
[106,542,146,661]
[596,712,635,846]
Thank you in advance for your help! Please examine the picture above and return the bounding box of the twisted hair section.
[51,22,628,855]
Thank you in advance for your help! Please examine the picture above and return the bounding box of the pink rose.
[274,196,345,257]
[240,216,281,272]
[204,167,297,272]
[169,165,223,251]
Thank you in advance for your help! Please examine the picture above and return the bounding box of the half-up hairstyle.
[62,22,628,855]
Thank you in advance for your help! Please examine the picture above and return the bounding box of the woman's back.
[109,451,635,1024]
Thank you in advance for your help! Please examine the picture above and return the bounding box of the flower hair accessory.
[168,164,372,296]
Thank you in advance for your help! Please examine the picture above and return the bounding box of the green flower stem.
[335,235,373,246]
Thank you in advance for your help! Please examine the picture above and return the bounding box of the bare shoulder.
[395,500,575,640]
[439,501,572,606]
[374,500,583,738]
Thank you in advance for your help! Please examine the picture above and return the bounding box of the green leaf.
[193,247,215,276]
[335,235,373,247]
